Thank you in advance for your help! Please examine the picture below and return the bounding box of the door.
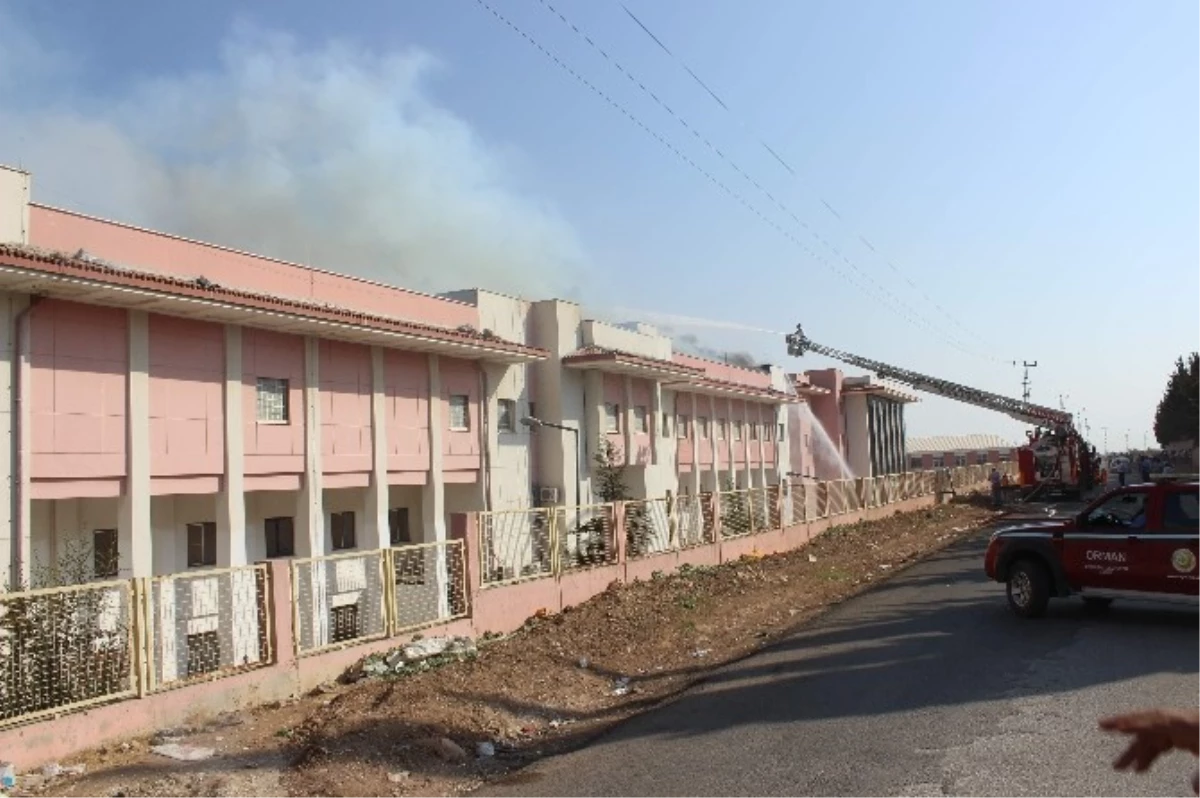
[1062,489,1147,592]
[1137,488,1200,596]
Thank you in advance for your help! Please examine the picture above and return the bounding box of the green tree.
[1153,353,1199,447]
[585,438,651,559]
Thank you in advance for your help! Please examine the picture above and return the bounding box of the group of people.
[1109,454,1175,487]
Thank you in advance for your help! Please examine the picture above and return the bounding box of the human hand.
[1099,708,1200,794]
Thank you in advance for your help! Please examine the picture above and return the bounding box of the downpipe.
[11,295,41,588]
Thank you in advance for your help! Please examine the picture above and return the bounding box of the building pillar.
[623,375,634,466]
[423,354,449,618]
[688,393,701,495]
[650,381,662,466]
[706,394,720,492]
[297,337,324,557]
[217,325,247,567]
[364,346,389,550]
[740,400,752,488]
[118,310,151,578]
[295,337,328,649]
[757,403,768,488]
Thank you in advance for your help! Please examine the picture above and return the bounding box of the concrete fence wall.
[0,468,1001,770]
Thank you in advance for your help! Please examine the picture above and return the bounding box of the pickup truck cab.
[984,478,1199,617]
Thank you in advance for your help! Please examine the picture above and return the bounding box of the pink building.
[0,165,801,595]
[906,434,1019,470]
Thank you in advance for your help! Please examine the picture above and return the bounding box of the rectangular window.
[93,529,118,579]
[331,511,356,550]
[661,412,671,437]
[528,401,537,421]
[388,507,412,545]
[715,420,726,440]
[677,414,690,439]
[186,522,217,568]
[604,402,621,433]
[633,406,648,434]
[734,421,743,441]
[933,456,945,468]
[264,516,295,558]
[698,416,709,439]
[750,423,759,440]
[955,454,967,467]
[448,394,470,430]
[1162,491,1199,532]
[497,399,516,432]
[256,377,289,423]
[778,424,785,443]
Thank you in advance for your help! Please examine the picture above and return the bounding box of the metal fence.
[676,493,715,549]
[147,564,272,690]
[291,550,389,656]
[0,580,136,726]
[718,489,756,537]
[390,540,470,634]
[625,498,672,559]
[478,508,555,587]
[556,504,618,572]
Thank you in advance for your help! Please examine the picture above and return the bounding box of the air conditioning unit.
[536,486,560,506]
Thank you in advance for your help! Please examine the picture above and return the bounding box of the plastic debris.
[476,741,496,758]
[150,744,215,762]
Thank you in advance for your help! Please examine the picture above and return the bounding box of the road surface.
[483,530,1199,797]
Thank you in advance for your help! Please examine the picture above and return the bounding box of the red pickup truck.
[984,478,1199,617]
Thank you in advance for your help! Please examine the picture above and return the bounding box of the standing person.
[1141,456,1153,483]
[989,466,1002,508]
[1118,457,1129,487]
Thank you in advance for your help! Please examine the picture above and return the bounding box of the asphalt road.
[483,530,1199,797]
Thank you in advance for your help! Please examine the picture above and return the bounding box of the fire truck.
[785,325,1097,499]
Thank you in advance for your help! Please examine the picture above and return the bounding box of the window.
[498,399,517,433]
[633,406,648,434]
[978,452,991,464]
[186,522,217,568]
[804,433,810,450]
[677,414,690,439]
[734,421,743,441]
[1086,492,1148,529]
[750,423,759,440]
[264,517,295,558]
[331,511,357,550]
[764,424,773,442]
[186,631,221,677]
[448,395,470,430]
[1161,492,1198,532]
[93,529,118,578]
[778,424,785,443]
[698,416,709,438]
[528,402,537,421]
[932,456,945,468]
[661,412,671,437]
[256,377,289,423]
[715,419,725,440]
[604,402,621,433]
[388,507,412,545]
[910,457,924,470]
[954,454,967,467]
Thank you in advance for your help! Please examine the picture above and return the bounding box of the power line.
[610,0,1006,359]
[475,0,987,356]
[528,0,1011,364]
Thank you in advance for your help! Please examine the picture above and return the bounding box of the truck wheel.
[1083,597,1113,611]
[1007,559,1051,618]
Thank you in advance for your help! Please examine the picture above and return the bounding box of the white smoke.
[0,20,586,297]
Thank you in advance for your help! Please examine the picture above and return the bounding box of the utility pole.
[1021,361,1037,402]
[1100,426,1108,453]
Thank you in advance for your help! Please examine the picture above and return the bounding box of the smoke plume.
[0,20,585,298]
[667,330,760,369]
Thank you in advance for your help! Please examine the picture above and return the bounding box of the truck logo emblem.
[1171,549,1196,574]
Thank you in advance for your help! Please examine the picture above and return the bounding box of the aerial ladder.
[785,325,1096,497]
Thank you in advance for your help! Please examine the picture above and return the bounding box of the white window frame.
[448,394,470,431]
[497,399,517,433]
[604,402,621,433]
[256,377,289,424]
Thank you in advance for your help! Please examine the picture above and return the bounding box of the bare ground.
[27,495,1001,798]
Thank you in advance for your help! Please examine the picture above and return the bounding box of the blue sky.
[1,0,1196,449]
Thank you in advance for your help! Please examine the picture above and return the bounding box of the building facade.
[0,164,913,589]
